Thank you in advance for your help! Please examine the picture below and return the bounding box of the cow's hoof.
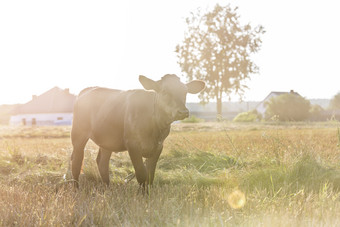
[138,182,149,195]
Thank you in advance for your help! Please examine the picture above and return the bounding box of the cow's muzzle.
[176,109,189,120]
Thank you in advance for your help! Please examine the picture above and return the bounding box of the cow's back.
[72,87,156,152]
[73,87,122,126]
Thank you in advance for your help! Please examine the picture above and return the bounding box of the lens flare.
[227,190,246,209]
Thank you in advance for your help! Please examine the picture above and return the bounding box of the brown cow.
[71,74,205,190]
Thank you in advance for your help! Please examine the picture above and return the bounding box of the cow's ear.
[139,75,160,91]
[186,80,206,94]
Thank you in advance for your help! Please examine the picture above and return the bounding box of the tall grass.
[1,123,340,226]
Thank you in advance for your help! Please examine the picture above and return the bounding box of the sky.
[0,0,340,105]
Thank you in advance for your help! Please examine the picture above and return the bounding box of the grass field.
[1,122,340,226]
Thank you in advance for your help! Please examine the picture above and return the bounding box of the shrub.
[329,92,340,110]
[309,104,325,121]
[233,111,258,122]
[265,94,311,121]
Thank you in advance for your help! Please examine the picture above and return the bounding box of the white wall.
[256,93,278,117]
[9,113,73,126]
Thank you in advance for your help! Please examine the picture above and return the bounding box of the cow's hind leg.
[71,135,89,187]
[96,148,112,185]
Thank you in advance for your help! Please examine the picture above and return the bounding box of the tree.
[265,94,311,121]
[176,4,265,117]
[329,92,340,110]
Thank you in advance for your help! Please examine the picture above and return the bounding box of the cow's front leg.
[128,149,147,190]
[145,148,162,186]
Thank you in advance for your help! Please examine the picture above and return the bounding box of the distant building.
[255,90,301,117]
[9,87,76,126]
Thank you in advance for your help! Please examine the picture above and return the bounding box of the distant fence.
[189,111,240,121]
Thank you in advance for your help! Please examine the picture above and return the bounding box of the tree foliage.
[265,94,311,121]
[176,4,265,115]
[329,92,340,110]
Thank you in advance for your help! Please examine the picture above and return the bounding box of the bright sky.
[1,0,339,104]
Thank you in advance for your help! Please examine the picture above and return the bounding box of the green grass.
[243,154,340,194]
[1,123,340,226]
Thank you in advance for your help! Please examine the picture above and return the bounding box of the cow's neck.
[153,93,172,131]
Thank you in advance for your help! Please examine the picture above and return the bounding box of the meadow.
[1,122,340,226]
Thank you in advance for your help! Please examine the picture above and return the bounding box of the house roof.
[263,90,301,102]
[13,87,76,114]
[255,90,302,110]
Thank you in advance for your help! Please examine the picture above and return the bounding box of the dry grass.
[1,122,340,226]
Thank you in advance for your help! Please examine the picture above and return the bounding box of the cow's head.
[139,74,205,122]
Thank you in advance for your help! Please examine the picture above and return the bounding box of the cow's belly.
[91,135,126,152]
[90,128,126,152]
[125,136,163,158]
[140,142,162,158]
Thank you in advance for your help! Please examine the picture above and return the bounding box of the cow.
[70,74,205,190]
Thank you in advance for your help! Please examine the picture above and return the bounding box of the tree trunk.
[216,97,222,121]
